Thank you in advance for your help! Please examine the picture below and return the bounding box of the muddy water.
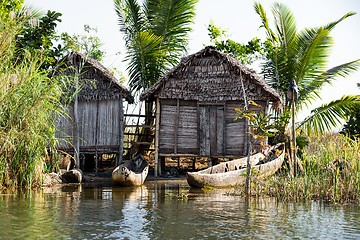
[1,181,360,239]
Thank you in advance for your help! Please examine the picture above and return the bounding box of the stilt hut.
[54,52,133,171]
[140,46,283,176]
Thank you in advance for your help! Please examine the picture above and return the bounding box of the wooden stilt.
[208,157,213,167]
[95,152,98,174]
[160,156,165,175]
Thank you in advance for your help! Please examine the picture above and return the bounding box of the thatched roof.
[140,46,283,110]
[57,52,133,103]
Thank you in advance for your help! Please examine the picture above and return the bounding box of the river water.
[1,181,360,239]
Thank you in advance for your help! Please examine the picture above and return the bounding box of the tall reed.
[0,13,71,188]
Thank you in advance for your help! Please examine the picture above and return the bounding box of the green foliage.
[341,104,360,139]
[207,21,271,65]
[207,21,228,41]
[269,110,291,145]
[12,7,105,70]
[115,0,197,94]
[60,25,105,62]
[0,14,72,188]
[298,95,360,134]
[0,0,24,16]
[236,101,277,146]
[15,10,64,70]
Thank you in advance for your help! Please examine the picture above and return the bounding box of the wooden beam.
[123,141,153,145]
[154,97,160,177]
[159,153,198,157]
[124,114,155,118]
[124,125,154,128]
[124,132,153,136]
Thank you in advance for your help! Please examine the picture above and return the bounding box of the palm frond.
[114,0,145,46]
[272,3,296,50]
[125,31,166,93]
[254,2,276,43]
[297,95,360,134]
[297,59,360,109]
[323,12,356,31]
[147,0,197,66]
[321,59,360,80]
[295,28,332,85]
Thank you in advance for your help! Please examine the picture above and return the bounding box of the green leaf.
[297,95,360,134]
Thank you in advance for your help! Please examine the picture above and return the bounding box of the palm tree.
[254,2,360,134]
[114,0,197,95]
[114,0,197,155]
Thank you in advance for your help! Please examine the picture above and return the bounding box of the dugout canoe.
[112,155,149,186]
[186,143,285,188]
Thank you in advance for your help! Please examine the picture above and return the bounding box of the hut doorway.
[198,104,225,156]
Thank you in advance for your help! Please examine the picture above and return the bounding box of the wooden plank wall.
[54,104,74,148]
[159,99,198,154]
[96,100,121,147]
[198,106,210,156]
[225,101,246,156]
[198,104,225,156]
[158,99,267,157]
[177,101,198,154]
[55,99,122,151]
[159,99,176,154]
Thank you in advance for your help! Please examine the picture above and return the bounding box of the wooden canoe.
[112,155,149,187]
[186,143,285,188]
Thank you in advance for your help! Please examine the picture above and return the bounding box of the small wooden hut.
[140,46,283,176]
[54,52,133,171]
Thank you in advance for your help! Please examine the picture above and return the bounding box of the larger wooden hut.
[140,46,283,176]
[54,52,133,171]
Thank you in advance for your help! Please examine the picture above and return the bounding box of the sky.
[25,0,360,128]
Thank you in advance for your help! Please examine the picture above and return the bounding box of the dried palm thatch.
[55,52,133,103]
[140,46,283,110]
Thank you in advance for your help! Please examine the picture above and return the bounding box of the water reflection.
[1,183,360,239]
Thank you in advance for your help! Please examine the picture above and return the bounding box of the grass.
[0,13,71,189]
[232,133,360,204]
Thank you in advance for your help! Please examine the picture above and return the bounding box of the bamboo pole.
[73,82,80,169]
[291,90,297,176]
[239,71,251,196]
